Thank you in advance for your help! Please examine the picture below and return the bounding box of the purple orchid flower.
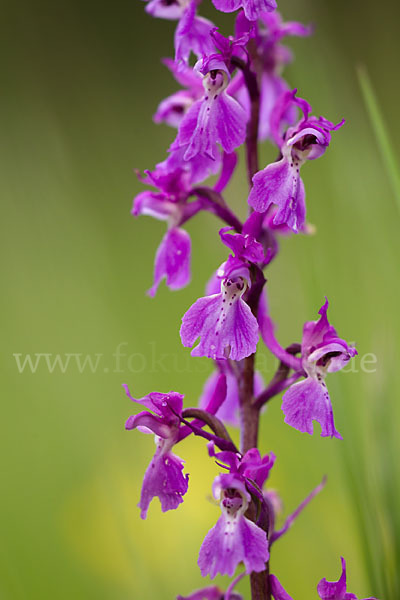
[161,142,222,185]
[133,166,195,296]
[211,0,277,23]
[211,444,325,545]
[180,256,259,360]
[248,90,344,232]
[171,59,247,162]
[198,472,269,578]
[143,0,190,20]
[281,299,357,439]
[154,58,204,128]
[149,227,191,296]
[199,360,264,426]
[123,385,189,519]
[317,558,377,600]
[200,25,254,73]
[174,0,216,65]
[208,444,276,491]
[143,0,216,65]
[177,573,245,600]
[177,587,223,600]
[219,226,265,263]
[257,13,311,140]
[234,12,311,141]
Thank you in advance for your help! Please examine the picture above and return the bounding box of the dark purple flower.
[171,63,247,161]
[281,299,357,439]
[248,90,344,232]
[180,258,259,360]
[317,557,377,600]
[154,58,204,128]
[198,472,269,578]
[199,361,264,426]
[123,385,189,519]
[211,0,277,23]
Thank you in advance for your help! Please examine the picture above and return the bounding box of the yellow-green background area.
[2,0,399,598]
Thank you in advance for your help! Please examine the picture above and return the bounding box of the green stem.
[357,65,400,216]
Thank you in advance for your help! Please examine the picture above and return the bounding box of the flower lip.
[212,472,251,505]
[307,340,357,374]
[316,350,344,367]
[202,67,230,95]
[217,255,251,285]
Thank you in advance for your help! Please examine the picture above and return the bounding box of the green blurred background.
[2,0,399,598]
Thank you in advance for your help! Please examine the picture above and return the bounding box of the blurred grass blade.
[357,65,400,216]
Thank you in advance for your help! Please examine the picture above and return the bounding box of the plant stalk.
[236,44,271,599]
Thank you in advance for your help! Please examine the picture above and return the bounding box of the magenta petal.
[154,90,194,128]
[269,575,294,600]
[242,0,277,21]
[174,1,215,65]
[212,0,242,14]
[219,227,265,263]
[125,411,171,438]
[302,298,335,352]
[181,91,247,161]
[212,0,276,21]
[214,151,238,193]
[162,57,204,92]
[302,300,357,375]
[173,100,203,151]
[180,292,259,361]
[145,0,184,19]
[163,143,221,185]
[317,556,378,600]
[132,190,176,221]
[242,449,275,489]
[148,227,191,297]
[176,587,222,600]
[198,513,269,578]
[317,557,348,600]
[123,385,184,419]
[259,74,295,141]
[281,377,342,439]
[214,93,247,154]
[248,158,306,233]
[203,372,228,417]
[139,446,189,519]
